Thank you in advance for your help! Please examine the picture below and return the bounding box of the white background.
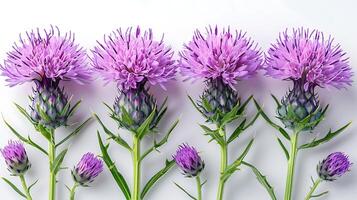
[0,0,356,199]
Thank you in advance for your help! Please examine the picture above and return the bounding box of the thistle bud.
[72,153,103,186]
[173,144,204,177]
[30,79,71,129]
[198,78,239,122]
[1,141,31,176]
[277,80,322,130]
[113,83,158,130]
[317,152,352,181]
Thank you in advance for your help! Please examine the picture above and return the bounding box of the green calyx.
[198,78,240,124]
[277,80,325,131]
[30,79,76,129]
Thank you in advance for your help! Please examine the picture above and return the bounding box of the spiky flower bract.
[266,28,353,131]
[180,25,262,88]
[92,26,176,91]
[317,152,352,181]
[1,140,31,176]
[0,26,91,86]
[72,153,103,186]
[265,27,352,90]
[173,144,204,177]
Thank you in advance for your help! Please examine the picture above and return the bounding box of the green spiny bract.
[113,83,159,131]
[198,78,239,123]
[30,79,73,129]
[277,80,323,131]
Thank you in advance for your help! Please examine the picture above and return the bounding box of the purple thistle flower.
[0,26,91,86]
[91,26,176,91]
[1,140,31,175]
[173,144,204,177]
[265,27,353,90]
[317,152,352,181]
[72,153,103,185]
[180,26,262,88]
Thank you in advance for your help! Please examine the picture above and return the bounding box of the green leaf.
[14,103,35,125]
[28,179,39,191]
[56,117,92,147]
[98,132,131,200]
[187,95,204,115]
[202,97,212,112]
[141,120,179,161]
[242,162,277,200]
[3,118,47,155]
[271,94,281,107]
[136,107,156,139]
[36,104,51,123]
[299,122,351,149]
[67,100,81,117]
[1,177,26,198]
[236,95,253,116]
[277,138,289,160]
[199,124,225,146]
[141,160,175,199]
[173,182,198,200]
[220,101,241,126]
[52,149,68,174]
[311,191,329,198]
[36,125,52,142]
[253,99,290,140]
[227,119,246,144]
[103,102,115,113]
[120,106,134,127]
[221,138,254,181]
[94,114,131,151]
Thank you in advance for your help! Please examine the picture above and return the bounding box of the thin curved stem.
[69,183,79,200]
[196,176,202,200]
[19,175,32,200]
[304,178,322,200]
[284,132,299,200]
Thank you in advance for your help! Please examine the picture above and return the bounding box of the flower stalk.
[19,175,32,200]
[69,183,79,200]
[132,136,141,200]
[304,178,322,200]
[217,127,227,200]
[196,176,203,200]
[284,131,299,200]
[49,130,56,200]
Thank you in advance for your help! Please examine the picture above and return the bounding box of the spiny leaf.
[187,95,204,115]
[277,138,289,160]
[52,149,68,174]
[1,177,26,198]
[173,182,198,200]
[253,99,290,140]
[28,179,39,191]
[136,107,156,139]
[311,191,329,198]
[56,117,91,147]
[141,160,175,199]
[94,114,131,151]
[199,124,225,146]
[299,122,351,149]
[227,119,246,144]
[14,103,35,125]
[271,94,281,107]
[98,132,131,200]
[242,162,277,200]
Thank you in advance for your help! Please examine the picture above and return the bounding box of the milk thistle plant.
[255,28,353,200]
[173,144,205,200]
[1,140,33,200]
[92,26,179,200]
[305,152,352,200]
[180,26,266,200]
[0,26,92,200]
[69,152,103,200]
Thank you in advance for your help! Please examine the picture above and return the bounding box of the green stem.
[196,176,202,200]
[19,175,32,200]
[216,127,227,200]
[284,132,299,200]
[69,183,79,200]
[304,178,322,200]
[49,130,56,200]
[132,136,141,200]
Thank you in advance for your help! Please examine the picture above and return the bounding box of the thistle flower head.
[1,26,91,86]
[92,26,176,91]
[173,144,204,177]
[1,140,31,175]
[72,153,103,186]
[180,26,262,88]
[317,152,352,181]
[265,28,353,90]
